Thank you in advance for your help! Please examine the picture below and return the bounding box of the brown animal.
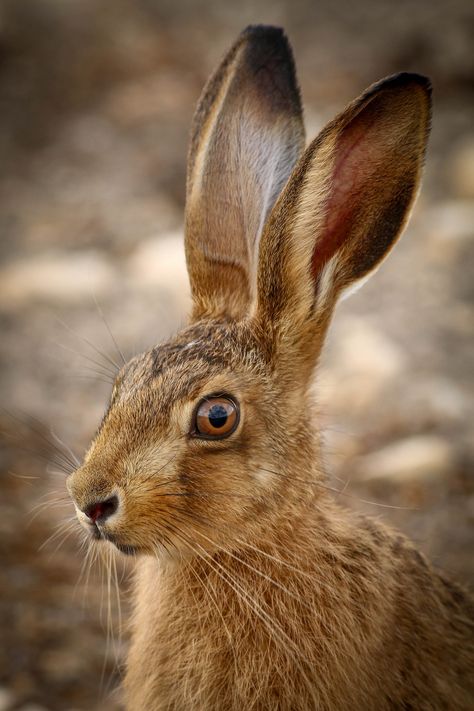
[67,25,474,711]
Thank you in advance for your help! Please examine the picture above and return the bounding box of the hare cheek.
[254,466,275,486]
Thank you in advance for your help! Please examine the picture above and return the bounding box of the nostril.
[84,495,119,524]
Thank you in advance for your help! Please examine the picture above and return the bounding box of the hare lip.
[87,522,102,540]
[92,528,101,541]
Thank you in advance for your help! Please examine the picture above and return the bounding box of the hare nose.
[84,495,119,524]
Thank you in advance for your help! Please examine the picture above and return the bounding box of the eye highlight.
[192,396,239,439]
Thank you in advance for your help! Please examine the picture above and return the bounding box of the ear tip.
[240,24,287,42]
[372,72,432,104]
[235,24,302,117]
[360,72,432,132]
[387,72,432,95]
[238,24,295,63]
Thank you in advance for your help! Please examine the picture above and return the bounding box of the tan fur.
[67,25,474,711]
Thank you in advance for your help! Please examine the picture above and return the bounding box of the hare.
[67,25,474,711]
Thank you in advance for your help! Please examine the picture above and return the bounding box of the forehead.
[116,320,265,405]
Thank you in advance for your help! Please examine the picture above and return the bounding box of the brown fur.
[185,25,305,320]
[67,25,474,710]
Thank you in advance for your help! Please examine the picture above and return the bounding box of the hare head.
[67,26,431,560]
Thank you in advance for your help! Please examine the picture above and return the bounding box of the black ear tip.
[360,73,432,119]
[391,72,432,95]
[241,24,286,40]
[240,24,291,55]
[236,25,300,106]
[375,72,432,99]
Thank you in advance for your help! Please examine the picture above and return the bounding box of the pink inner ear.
[311,112,381,282]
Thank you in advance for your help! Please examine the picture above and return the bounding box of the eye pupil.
[208,404,228,429]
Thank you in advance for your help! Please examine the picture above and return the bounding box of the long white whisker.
[55,317,121,372]
[193,527,315,614]
[166,520,318,706]
[92,292,127,366]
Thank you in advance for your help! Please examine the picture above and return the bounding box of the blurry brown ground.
[0,1,473,709]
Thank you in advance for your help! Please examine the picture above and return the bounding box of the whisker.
[166,507,341,598]
[153,490,261,501]
[55,342,117,379]
[111,551,123,641]
[9,469,39,482]
[81,540,101,608]
[74,539,95,601]
[55,317,121,373]
[2,409,78,474]
[174,527,318,705]
[190,556,236,650]
[23,413,80,470]
[259,466,415,511]
[71,371,116,385]
[49,428,81,467]
[27,496,71,525]
[138,451,183,485]
[187,527,315,613]
[92,293,127,366]
[99,546,113,698]
[38,516,77,553]
[235,538,316,583]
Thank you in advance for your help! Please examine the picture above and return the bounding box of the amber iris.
[194,396,239,439]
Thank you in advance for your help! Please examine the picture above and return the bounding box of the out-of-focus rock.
[320,316,407,413]
[466,495,474,523]
[127,231,190,311]
[355,435,455,503]
[103,73,195,126]
[38,648,88,683]
[0,688,15,711]
[17,705,50,711]
[0,251,117,308]
[383,376,469,431]
[323,428,364,473]
[449,137,474,198]
[424,200,474,259]
[407,377,467,424]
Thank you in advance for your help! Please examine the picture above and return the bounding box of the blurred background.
[0,1,473,709]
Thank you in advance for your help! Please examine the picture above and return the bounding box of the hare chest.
[124,556,394,711]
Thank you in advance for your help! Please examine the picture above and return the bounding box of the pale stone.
[357,435,454,487]
[0,688,15,711]
[127,231,190,311]
[319,316,407,412]
[449,138,474,198]
[0,251,116,307]
[425,200,474,257]
[398,377,467,427]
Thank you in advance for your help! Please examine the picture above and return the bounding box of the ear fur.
[254,73,432,370]
[185,25,305,320]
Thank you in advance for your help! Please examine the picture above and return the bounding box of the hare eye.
[193,396,239,439]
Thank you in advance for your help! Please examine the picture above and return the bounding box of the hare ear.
[185,25,304,320]
[255,73,431,369]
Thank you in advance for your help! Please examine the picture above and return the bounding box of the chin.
[111,541,141,557]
